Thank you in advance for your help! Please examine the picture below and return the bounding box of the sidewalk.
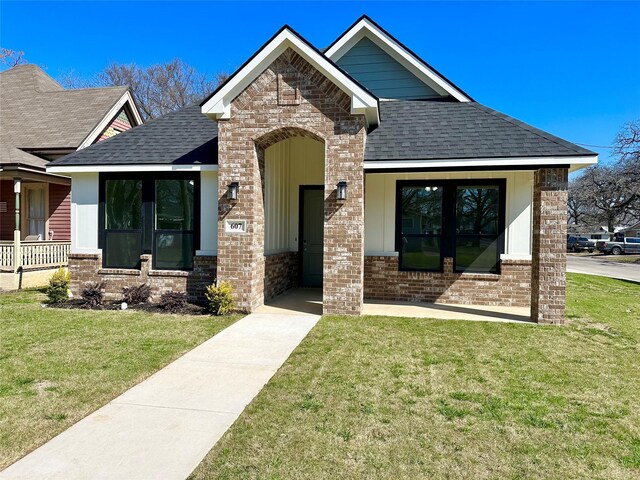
[1,313,320,480]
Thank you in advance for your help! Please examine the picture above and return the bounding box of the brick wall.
[264,252,298,302]
[531,168,568,324]
[216,48,366,314]
[68,253,217,303]
[364,256,531,307]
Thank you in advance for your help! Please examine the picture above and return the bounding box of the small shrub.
[205,280,234,316]
[46,268,71,304]
[81,282,105,309]
[122,284,151,305]
[159,291,187,313]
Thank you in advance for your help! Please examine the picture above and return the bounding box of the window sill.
[98,268,141,276]
[457,272,501,281]
[148,269,190,277]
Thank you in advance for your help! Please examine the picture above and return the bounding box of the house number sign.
[225,219,247,234]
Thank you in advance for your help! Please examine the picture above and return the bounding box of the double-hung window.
[99,174,199,270]
[396,180,505,274]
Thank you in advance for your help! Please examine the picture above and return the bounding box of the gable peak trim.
[325,15,472,102]
[201,25,379,127]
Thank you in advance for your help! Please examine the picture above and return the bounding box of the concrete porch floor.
[256,288,532,323]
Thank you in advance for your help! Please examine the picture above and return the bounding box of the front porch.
[256,288,531,323]
[0,240,70,290]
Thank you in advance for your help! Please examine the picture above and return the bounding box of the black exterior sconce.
[336,180,347,201]
[227,182,239,201]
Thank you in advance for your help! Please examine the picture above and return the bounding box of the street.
[567,254,640,283]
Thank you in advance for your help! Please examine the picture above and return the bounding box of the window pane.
[456,236,498,273]
[401,186,442,234]
[155,233,193,269]
[106,180,142,229]
[456,187,499,235]
[401,236,441,270]
[156,180,194,230]
[105,232,141,268]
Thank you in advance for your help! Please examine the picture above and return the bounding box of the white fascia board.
[201,29,379,126]
[364,155,598,170]
[47,164,219,174]
[78,91,142,150]
[325,18,471,102]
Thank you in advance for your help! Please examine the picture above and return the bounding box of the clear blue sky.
[2,1,639,164]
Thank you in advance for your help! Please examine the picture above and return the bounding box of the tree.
[0,48,26,70]
[568,120,640,231]
[61,59,228,121]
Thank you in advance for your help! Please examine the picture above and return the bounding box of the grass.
[0,289,240,468]
[191,274,640,480]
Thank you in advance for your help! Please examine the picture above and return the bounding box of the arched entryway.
[260,129,325,303]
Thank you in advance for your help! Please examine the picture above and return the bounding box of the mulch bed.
[46,299,208,315]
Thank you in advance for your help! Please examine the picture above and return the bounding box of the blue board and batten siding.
[336,37,442,100]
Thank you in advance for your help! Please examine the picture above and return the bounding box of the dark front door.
[300,187,324,287]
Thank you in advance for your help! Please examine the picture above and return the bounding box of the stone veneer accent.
[216,48,366,314]
[364,256,532,307]
[531,167,569,324]
[264,252,298,303]
[68,253,217,302]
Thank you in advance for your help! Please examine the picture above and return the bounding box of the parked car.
[596,237,640,255]
[567,236,595,253]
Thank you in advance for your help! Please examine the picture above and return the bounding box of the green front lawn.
[191,274,640,480]
[0,289,239,468]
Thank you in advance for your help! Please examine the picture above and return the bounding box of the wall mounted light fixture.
[227,181,239,201]
[336,181,347,201]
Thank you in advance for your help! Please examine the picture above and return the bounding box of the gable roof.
[325,15,472,102]
[0,64,141,169]
[364,100,596,163]
[48,105,218,168]
[201,25,380,127]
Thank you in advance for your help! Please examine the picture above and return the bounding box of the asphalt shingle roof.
[51,105,218,166]
[50,100,593,167]
[0,64,130,168]
[365,101,595,160]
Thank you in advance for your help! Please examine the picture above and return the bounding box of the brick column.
[215,122,266,312]
[323,129,366,316]
[531,168,568,324]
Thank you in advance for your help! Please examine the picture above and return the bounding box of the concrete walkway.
[1,313,320,480]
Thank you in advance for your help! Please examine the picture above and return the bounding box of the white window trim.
[201,27,379,127]
[48,164,218,174]
[21,183,49,240]
[78,91,142,149]
[325,17,471,102]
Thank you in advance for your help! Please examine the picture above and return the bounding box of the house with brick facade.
[0,64,142,289]
[47,16,597,323]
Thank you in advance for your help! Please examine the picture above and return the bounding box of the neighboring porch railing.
[0,240,71,270]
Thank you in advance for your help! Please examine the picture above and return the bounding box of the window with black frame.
[398,185,443,271]
[101,175,198,270]
[154,179,195,270]
[397,181,504,274]
[104,179,142,268]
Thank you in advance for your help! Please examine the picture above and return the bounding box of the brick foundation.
[68,253,217,303]
[364,256,531,307]
[264,251,298,302]
[216,48,366,314]
[531,168,568,324]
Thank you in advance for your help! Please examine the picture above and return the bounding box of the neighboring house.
[0,64,142,289]
[47,16,597,324]
[567,225,612,241]
[621,221,640,238]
